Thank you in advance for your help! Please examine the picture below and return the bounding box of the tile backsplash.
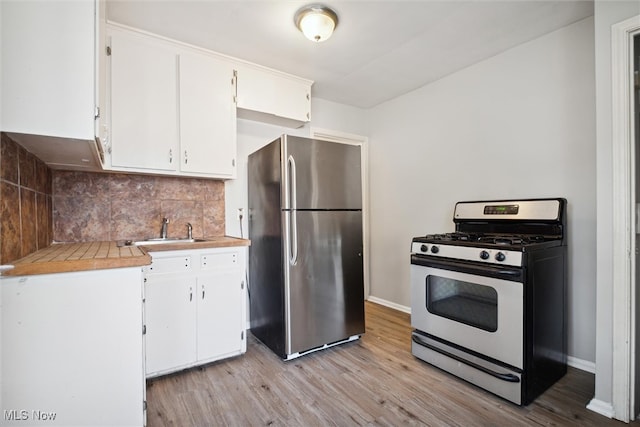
[0,132,226,260]
[0,133,53,264]
[53,171,225,242]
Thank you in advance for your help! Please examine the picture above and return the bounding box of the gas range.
[410,198,568,406]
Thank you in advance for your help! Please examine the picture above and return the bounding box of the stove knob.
[430,246,439,254]
[420,244,428,253]
[480,250,490,260]
[495,252,506,262]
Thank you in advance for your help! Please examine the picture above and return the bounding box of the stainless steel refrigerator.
[248,135,365,360]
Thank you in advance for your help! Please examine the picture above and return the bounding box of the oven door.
[410,256,524,369]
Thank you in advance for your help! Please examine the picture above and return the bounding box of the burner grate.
[423,232,550,245]
[478,235,547,245]
[424,232,482,242]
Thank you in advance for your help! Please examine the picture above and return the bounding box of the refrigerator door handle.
[288,155,298,265]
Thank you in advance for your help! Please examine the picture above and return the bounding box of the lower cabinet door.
[196,270,243,361]
[1,268,145,427]
[145,275,197,375]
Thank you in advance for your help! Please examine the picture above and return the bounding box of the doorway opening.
[610,14,640,423]
[310,127,370,300]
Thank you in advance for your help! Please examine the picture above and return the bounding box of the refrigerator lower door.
[284,210,365,356]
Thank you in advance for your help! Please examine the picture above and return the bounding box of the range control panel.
[411,242,523,267]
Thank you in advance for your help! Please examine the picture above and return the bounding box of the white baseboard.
[567,356,595,373]
[366,296,411,314]
[587,398,615,418]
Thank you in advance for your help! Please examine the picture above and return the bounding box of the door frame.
[310,127,370,299]
[612,14,640,423]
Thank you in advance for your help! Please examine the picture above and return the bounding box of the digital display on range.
[484,204,519,215]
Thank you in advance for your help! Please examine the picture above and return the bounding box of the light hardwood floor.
[146,301,637,426]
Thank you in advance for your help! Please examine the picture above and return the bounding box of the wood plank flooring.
[146,301,636,426]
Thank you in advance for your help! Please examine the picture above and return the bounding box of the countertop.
[2,237,250,277]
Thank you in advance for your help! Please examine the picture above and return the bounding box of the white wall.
[593,0,640,414]
[367,18,597,363]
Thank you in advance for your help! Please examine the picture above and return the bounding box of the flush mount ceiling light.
[294,4,338,43]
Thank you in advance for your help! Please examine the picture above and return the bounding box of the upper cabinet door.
[179,52,236,177]
[109,28,179,171]
[236,65,312,128]
[235,66,275,116]
[273,77,312,123]
[1,0,97,140]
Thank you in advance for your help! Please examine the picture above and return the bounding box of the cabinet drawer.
[146,256,192,274]
[201,252,237,270]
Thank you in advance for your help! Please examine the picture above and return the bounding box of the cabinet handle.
[169,149,173,164]
[189,287,193,302]
[202,285,205,300]
[184,150,188,164]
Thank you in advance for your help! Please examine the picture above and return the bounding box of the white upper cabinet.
[105,24,237,179]
[109,28,179,171]
[236,64,313,128]
[0,0,105,171]
[179,52,237,177]
[1,0,96,139]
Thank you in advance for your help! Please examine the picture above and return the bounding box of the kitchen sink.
[118,238,208,247]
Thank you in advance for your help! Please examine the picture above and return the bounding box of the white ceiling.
[106,0,594,109]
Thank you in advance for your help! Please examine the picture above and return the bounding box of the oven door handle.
[495,269,521,277]
[412,335,520,383]
[411,255,523,281]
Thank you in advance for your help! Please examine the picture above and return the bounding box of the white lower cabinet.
[144,247,246,378]
[1,268,145,427]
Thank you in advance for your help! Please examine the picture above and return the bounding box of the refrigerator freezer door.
[284,210,365,355]
[283,135,362,210]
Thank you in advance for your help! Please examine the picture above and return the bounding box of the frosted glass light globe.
[294,5,338,43]
[300,11,335,42]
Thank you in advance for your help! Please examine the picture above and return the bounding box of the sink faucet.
[186,223,193,240]
[160,217,169,239]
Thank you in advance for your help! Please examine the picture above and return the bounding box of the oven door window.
[426,275,498,332]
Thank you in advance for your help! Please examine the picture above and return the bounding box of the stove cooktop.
[411,233,562,266]
[411,198,566,266]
